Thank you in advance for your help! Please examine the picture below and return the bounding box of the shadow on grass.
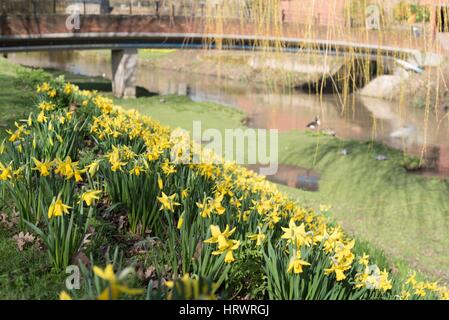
[73,82,157,98]
[47,69,158,98]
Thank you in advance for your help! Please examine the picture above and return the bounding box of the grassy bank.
[3,68,448,300]
[20,57,449,282]
[0,57,448,299]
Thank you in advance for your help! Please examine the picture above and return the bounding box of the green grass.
[0,59,35,139]
[57,49,177,61]
[276,133,449,281]
[0,228,65,299]
[139,49,177,60]
[113,95,245,133]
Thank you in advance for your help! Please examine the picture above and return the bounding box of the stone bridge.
[0,14,442,97]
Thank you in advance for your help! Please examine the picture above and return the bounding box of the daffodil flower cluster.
[1,80,447,300]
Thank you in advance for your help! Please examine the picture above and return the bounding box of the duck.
[306,116,321,129]
[241,116,251,125]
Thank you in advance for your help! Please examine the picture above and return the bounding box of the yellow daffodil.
[110,159,127,172]
[324,261,351,281]
[7,130,18,142]
[66,111,74,121]
[121,146,136,160]
[59,291,72,300]
[177,212,185,230]
[0,162,12,181]
[73,168,85,182]
[211,194,226,215]
[161,160,176,176]
[85,160,101,177]
[54,156,85,181]
[358,253,369,267]
[93,264,143,300]
[48,197,71,219]
[37,82,50,93]
[157,192,181,212]
[38,101,55,111]
[32,158,52,177]
[165,274,218,300]
[181,188,189,200]
[287,251,311,274]
[319,204,332,212]
[214,239,240,263]
[64,83,73,95]
[379,270,392,291]
[281,219,312,247]
[37,111,47,123]
[247,230,266,246]
[129,165,144,176]
[406,272,417,286]
[204,225,239,263]
[204,225,236,244]
[80,190,102,206]
[399,290,411,300]
[157,175,164,189]
[414,285,426,297]
[196,199,213,218]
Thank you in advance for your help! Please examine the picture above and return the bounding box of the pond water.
[7,50,449,177]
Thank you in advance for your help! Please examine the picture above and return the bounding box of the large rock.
[359,69,408,100]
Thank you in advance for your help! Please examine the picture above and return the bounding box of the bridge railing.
[0,0,251,20]
[0,0,441,55]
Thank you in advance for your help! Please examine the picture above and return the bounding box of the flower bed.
[0,78,447,300]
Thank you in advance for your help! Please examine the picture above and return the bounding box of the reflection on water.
[247,164,320,192]
[8,51,449,176]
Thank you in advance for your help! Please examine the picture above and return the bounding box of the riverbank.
[0,58,448,298]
